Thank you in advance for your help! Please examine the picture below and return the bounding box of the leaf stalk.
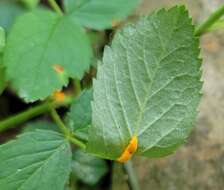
[195,5,224,36]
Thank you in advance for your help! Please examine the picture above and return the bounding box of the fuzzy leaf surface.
[88,7,202,160]
[0,129,72,190]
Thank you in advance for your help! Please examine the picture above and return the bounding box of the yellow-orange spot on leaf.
[53,64,64,74]
[53,91,65,102]
[112,20,120,28]
[117,136,138,163]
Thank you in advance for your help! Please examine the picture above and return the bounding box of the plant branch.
[124,160,140,190]
[48,0,63,16]
[195,5,224,36]
[50,108,86,149]
[0,101,55,132]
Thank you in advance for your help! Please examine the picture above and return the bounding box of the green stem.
[48,0,63,16]
[73,79,81,97]
[0,101,55,132]
[50,108,86,149]
[124,160,141,190]
[195,5,224,36]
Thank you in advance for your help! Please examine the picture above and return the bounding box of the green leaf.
[22,120,60,133]
[66,89,92,142]
[87,6,202,160]
[0,0,25,33]
[21,0,40,9]
[0,129,72,190]
[64,0,141,30]
[0,58,6,95]
[0,27,5,53]
[4,10,92,102]
[72,149,108,185]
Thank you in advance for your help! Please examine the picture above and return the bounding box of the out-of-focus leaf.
[72,149,108,185]
[4,10,92,102]
[66,89,92,141]
[64,0,141,30]
[0,0,25,32]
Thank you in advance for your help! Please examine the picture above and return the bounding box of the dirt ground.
[116,0,224,189]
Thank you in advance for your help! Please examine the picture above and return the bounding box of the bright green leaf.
[4,10,92,102]
[21,0,40,9]
[66,89,92,142]
[0,0,25,33]
[72,149,108,185]
[0,129,72,190]
[87,6,202,160]
[64,0,141,30]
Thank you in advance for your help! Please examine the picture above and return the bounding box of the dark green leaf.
[72,149,108,185]
[22,120,60,133]
[0,0,25,33]
[4,10,92,102]
[66,89,92,141]
[64,0,141,30]
[87,6,202,160]
[0,129,72,190]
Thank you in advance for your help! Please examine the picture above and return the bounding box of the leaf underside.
[4,10,92,102]
[87,6,202,160]
[0,130,72,190]
[65,0,141,30]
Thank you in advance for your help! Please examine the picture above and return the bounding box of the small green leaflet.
[72,150,108,185]
[87,6,202,160]
[4,10,92,102]
[64,0,141,30]
[0,130,72,190]
[66,89,92,142]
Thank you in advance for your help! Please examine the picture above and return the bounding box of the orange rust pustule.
[112,20,120,28]
[117,136,138,163]
[53,64,64,73]
[53,91,65,102]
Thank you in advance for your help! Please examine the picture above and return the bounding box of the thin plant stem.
[195,5,224,36]
[0,101,55,132]
[124,160,141,190]
[50,108,86,149]
[48,0,63,16]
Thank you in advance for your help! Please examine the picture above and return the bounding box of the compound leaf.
[72,149,108,185]
[64,0,141,30]
[87,6,202,160]
[4,10,92,102]
[0,129,72,190]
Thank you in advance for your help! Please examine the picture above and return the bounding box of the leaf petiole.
[48,0,64,16]
[195,5,224,36]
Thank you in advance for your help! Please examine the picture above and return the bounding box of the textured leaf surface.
[64,0,140,30]
[4,10,92,102]
[0,129,72,190]
[72,150,108,185]
[88,7,202,160]
[22,121,59,133]
[0,0,25,32]
[66,89,92,141]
